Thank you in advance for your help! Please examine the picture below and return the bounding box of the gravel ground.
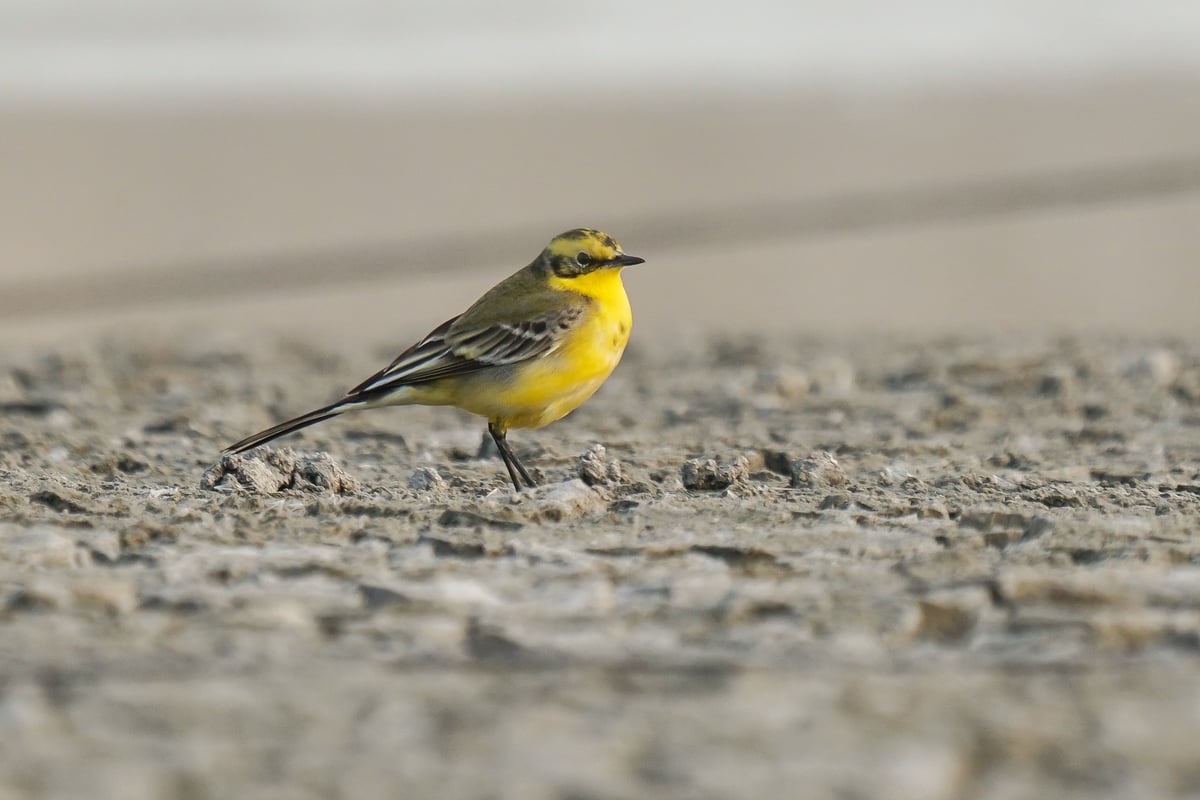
[2,334,1200,799]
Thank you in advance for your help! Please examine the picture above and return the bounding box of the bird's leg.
[488,422,536,490]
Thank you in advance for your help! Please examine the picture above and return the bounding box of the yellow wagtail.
[224,229,645,490]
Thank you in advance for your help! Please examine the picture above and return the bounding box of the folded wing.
[347,307,583,399]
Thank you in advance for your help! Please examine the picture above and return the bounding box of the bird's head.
[539,229,644,278]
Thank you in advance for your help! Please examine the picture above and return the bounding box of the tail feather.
[223,398,364,454]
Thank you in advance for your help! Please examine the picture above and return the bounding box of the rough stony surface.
[2,336,1200,798]
[681,456,751,491]
[790,450,848,488]
[578,443,625,486]
[201,448,361,494]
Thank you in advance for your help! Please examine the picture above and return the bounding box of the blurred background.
[2,0,1199,349]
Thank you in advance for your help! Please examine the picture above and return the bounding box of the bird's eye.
[575,251,592,268]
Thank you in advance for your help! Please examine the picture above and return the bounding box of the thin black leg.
[488,423,536,490]
[510,447,536,488]
[496,437,523,492]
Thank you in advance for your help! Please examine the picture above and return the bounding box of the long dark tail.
[223,397,365,454]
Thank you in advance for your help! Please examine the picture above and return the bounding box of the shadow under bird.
[223,228,645,490]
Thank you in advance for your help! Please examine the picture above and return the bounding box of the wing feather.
[347,307,583,399]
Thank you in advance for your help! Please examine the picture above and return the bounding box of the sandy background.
[3,8,1200,795]
[4,79,1200,349]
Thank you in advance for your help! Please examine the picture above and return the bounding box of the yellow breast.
[442,269,630,429]
[502,269,631,428]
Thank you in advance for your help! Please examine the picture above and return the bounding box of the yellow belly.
[459,303,630,428]
[388,269,634,429]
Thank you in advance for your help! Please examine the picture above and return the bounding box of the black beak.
[609,253,645,267]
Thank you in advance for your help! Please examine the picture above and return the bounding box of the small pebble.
[201,448,360,495]
[578,444,624,486]
[525,480,608,522]
[681,456,750,491]
[790,451,847,488]
[409,466,448,493]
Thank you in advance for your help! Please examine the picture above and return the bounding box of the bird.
[223,228,645,491]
